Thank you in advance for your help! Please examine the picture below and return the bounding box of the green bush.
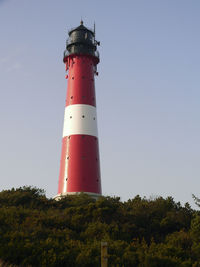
[0,187,198,266]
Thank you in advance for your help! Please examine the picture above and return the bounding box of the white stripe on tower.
[62,104,98,138]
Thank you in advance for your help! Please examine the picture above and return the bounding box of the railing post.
[101,242,108,267]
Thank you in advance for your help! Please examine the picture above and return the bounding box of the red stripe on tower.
[56,21,102,198]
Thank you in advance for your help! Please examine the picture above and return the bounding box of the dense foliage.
[0,187,200,266]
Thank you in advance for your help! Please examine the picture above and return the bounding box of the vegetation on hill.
[0,187,200,267]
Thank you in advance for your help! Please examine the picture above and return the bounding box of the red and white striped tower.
[56,21,102,198]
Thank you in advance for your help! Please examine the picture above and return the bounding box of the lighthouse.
[56,21,102,198]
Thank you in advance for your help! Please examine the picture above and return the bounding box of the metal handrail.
[66,38,95,47]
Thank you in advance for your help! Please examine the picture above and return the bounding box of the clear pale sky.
[0,0,200,207]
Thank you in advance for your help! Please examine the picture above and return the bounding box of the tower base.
[54,191,102,201]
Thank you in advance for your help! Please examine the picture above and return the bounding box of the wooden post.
[101,241,108,267]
